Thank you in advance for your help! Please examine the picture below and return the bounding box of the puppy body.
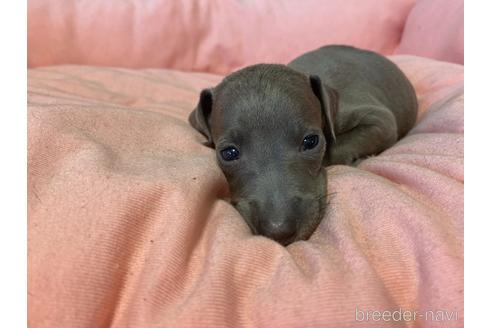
[189,45,417,245]
[289,45,418,165]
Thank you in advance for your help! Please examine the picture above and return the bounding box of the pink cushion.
[28,56,463,327]
[28,0,415,74]
[396,0,464,64]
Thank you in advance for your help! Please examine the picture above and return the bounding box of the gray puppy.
[189,45,417,245]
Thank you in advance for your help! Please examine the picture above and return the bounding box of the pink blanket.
[28,56,463,327]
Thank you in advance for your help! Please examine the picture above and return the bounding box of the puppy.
[189,45,418,245]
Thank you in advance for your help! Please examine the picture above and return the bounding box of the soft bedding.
[28,55,463,327]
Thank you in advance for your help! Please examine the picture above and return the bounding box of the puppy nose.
[258,219,297,244]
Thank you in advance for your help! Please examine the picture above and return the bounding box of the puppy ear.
[188,88,214,147]
[309,75,338,143]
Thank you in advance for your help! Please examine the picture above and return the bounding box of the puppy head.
[189,64,337,245]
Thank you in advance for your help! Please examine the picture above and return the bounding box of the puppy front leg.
[327,106,398,166]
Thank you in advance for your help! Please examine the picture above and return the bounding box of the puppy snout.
[248,197,303,244]
[234,194,319,245]
[258,219,297,244]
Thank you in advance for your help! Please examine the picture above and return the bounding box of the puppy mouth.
[278,233,298,246]
[237,210,299,245]
[232,195,327,246]
[242,213,311,246]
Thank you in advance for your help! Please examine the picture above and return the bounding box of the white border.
[1,1,486,327]
[0,1,27,327]
[465,1,492,326]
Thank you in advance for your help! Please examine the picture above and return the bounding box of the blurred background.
[28,0,463,75]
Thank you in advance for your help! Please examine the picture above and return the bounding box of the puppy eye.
[220,146,240,161]
[302,134,319,151]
